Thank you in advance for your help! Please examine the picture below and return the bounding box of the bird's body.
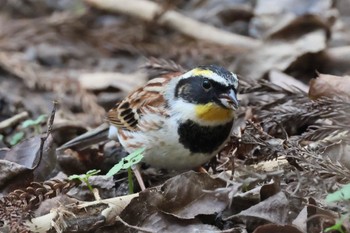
[107,65,239,170]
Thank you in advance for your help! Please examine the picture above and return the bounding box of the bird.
[59,65,239,190]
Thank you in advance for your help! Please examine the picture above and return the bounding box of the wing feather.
[107,72,181,131]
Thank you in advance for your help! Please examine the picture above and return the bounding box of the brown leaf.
[253,224,304,233]
[322,142,350,170]
[251,0,334,39]
[5,136,43,169]
[309,73,350,100]
[67,175,116,201]
[235,30,326,81]
[269,70,309,93]
[104,171,228,232]
[78,72,148,93]
[156,171,228,219]
[0,160,30,189]
[228,191,289,225]
[260,180,281,201]
[0,135,56,193]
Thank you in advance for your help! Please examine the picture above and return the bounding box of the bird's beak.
[219,90,239,110]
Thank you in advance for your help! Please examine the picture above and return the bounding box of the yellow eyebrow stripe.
[192,68,214,77]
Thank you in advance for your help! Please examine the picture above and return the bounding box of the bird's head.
[171,65,239,125]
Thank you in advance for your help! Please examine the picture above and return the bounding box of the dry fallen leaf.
[269,70,309,93]
[1,135,56,193]
[251,0,334,39]
[252,224,304,233]
[227,191,289,225]
[309,73,350,100]
[0,160,30,191]
[235,30,326,80]
[78,72,148,93]
[103,171,228,232]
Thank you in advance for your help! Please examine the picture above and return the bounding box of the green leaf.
[0,134,3,142]
[326,184,350,203]
[22,119,35,128]
[106,148,145,177]
[324,216,346,233]
[68,174,82,180]
[68,169,100,193]
[86,169,101,177]
[22,114,47,128]
[68,169,101,181]
[9,132,25,146]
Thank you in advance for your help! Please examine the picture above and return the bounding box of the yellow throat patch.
[195,103,233,122]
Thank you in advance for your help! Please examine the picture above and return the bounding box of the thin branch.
[84,0,261,51]
[32,100,57,170]
[0,111,29,133]
[26,194,139,232]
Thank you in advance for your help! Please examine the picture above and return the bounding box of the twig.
[32,101,58,170]
[26,193,139,232]
[0,111,29,132]
[116,216,154,233]
[84,0,261,51]
[290,168,302,196]
[79,72,148,93]
[92,188,101,201]
[0,52,105,123]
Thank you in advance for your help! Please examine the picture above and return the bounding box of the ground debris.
[1,0,350,232]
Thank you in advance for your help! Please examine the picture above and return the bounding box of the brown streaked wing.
[107,72,181,131]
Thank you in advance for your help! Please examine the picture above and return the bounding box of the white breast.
[114,113,221,170]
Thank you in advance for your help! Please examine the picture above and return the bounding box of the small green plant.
[325,185,350,232]
[326,184,350,203]
[6,114,48,146]
[106,148,144,177]
[324,216,346,233]
[68,169,101,192]
[9,131,25,146]
[22,114,47,134]
[106,148,144,193]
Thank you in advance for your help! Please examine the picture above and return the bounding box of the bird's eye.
[202,79,212,91]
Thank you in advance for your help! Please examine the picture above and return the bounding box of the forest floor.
[1,0,350,232]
